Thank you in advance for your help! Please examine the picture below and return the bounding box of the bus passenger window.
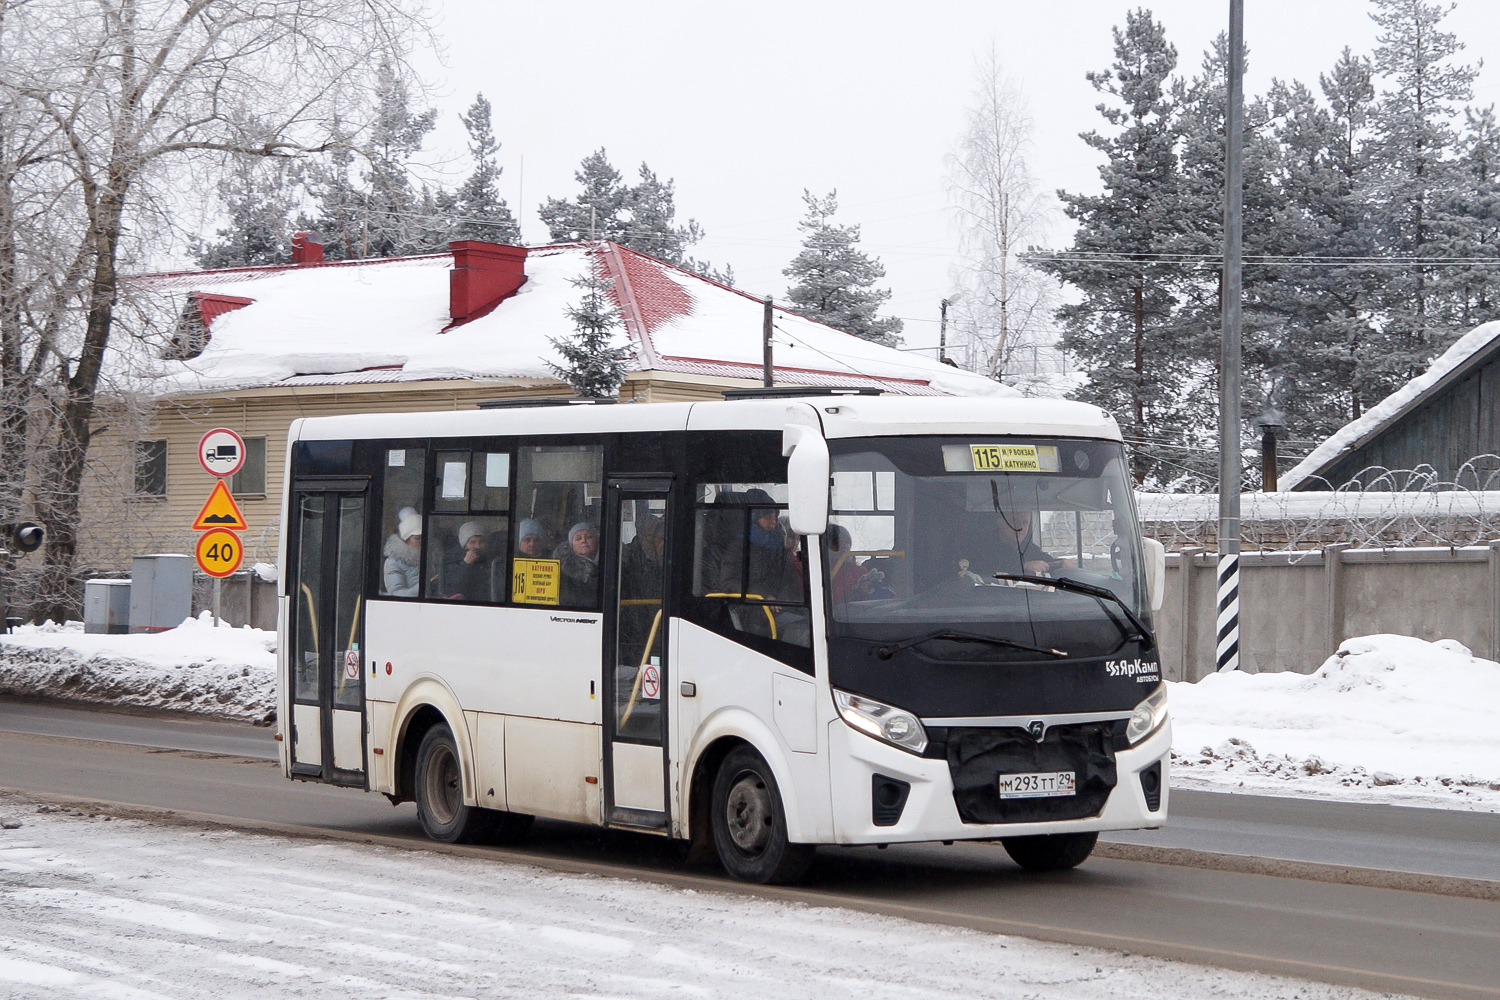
[379,447,426,598]
[513,444,603,609]
[691,483,810,648]
[426,515,509,602]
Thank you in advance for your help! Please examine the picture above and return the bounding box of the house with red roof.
[80,237,1010,574]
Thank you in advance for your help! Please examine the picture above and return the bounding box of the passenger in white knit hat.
[440,520,491,601]
[382,507,423,597]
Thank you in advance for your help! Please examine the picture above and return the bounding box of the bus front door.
[603,481,672,831]
[288,482,369,787]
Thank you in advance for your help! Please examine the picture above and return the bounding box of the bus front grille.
[945,723,1117,825]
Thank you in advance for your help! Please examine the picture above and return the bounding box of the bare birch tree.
[947,48,1055,382]
[0,0,431,622]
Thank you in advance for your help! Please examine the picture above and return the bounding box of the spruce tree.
[442,94,520,244]
[1032,10,1185,484]
[783,189,903,348]
[193,155,300,268]
[548,271,632,398]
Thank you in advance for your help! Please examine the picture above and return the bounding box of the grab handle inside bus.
[783,424,829,536]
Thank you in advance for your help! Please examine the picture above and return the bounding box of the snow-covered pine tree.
[1367,0,1477,379]
[625,164,704,266]
[783,190,903,348]
[193,154,300,268]
[547,271,632,398]
[442,94,520,244]
[539,149,629,243]
[1031,10,1186,484]
[1433,105,1500,330]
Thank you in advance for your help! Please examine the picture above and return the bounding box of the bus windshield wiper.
[875,629,1066,660]
[991,574,1156,652]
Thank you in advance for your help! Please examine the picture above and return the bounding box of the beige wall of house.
[77,369,775,574]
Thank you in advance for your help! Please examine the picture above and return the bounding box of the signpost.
[193,429,249,625]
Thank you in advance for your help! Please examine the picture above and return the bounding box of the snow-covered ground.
[0,614,274,724]
[3,618,1496,811]
[0,799,1401,1000]
[1170,634,1500,810]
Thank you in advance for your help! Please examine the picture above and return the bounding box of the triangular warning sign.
[192,479,248,531]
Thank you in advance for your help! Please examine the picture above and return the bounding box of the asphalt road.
[1,699,1497,999]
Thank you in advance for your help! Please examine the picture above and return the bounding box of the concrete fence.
[1157,543,1500,682]
[189,572,277,632]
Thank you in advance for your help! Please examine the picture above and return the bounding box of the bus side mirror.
[1142,537,1166,612]
[782,425,829,536]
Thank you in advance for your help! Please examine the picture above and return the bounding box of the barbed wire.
[1137,457,1500,552]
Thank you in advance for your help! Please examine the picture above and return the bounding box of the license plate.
[998,771,1076,799]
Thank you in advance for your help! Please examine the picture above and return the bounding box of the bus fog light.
[834,689,928,754]
[1126,684,1169,746]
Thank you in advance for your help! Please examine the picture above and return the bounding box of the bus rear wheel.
[1001,832,1097,871]
[710,746,814,884]
[414,724,502,844]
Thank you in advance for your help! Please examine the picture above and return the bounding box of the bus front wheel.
[1001,832,1097,871]
[710,746,814,884]
[414,724,502,844]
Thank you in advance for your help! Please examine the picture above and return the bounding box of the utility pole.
[762,296,774,387]
[939,298,950,363]
[1217,0,1244,674]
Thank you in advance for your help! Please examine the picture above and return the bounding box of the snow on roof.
[1281,320,1500,490]
[117,242,1014,400]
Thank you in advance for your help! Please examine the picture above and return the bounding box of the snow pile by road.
[0,614,274,724]
[1170,634,1500,810]
[0,801,1396,1000]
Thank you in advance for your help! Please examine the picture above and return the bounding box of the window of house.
[230,437,266,495]
[133,440,167,498]
[512,444,603,609]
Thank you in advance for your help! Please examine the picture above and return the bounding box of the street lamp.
[1256,406,1286,492]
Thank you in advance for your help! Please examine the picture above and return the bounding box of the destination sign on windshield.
[943,443,1060,473]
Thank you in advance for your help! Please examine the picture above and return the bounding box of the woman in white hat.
[382,507,423,597]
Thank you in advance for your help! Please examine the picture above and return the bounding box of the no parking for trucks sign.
[198,428,246,478]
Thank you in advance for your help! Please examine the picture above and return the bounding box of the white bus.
[277,390,1171,883]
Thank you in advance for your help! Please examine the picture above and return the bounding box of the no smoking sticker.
[344,649,360,680]
[641,663,661,700]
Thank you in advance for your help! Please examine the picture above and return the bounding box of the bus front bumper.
[824,717,1172,845]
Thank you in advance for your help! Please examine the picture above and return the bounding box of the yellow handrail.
[701,593,778,640]
[618,608,664,728]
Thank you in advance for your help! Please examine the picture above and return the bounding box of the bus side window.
[513,444,604,610]
[379,447,426,598]
[690,483,811,650]
[423,449,512,604]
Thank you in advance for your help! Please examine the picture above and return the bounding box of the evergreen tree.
[442,94,520,244]
[1032,10,1186,484]
[1366,0,1477,374]
[783,189,903,348]
[1433,105,1500,329]
[539,148,723,274]
[548,271,632,398]
[192,155,300,268]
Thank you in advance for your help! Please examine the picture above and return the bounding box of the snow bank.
[1170,634,1500,809]
[0,613,275,724]
[0,802,1394,1000]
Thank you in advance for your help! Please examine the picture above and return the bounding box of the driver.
[994,509,1054,577]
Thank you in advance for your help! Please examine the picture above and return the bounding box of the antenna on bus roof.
[720,387,883,401]
[475,397,618,410]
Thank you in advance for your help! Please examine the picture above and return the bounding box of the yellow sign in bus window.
[511,558,561,605]
[969,444,1059,472]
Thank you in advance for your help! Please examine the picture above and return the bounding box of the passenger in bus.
[381,508,423,597]
[829,524,890,603]
[439,521,491,601]
[621,515,665,599]
[557,521,600,606]
[516,518,548,559]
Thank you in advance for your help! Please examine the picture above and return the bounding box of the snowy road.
[0,803,1416,1000]
[0,716,1496,997]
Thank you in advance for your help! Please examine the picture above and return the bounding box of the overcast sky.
[419,1,1500,349]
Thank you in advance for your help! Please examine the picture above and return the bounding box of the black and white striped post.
[1217,0,1244,673]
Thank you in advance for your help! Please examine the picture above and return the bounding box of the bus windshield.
[824,436,1147,661]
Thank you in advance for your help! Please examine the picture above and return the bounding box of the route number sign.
[195,528,244,578]
[198,428,246,478]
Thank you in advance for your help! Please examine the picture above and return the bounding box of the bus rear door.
[288,479,369,786]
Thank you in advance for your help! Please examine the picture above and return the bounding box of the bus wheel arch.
[391,680,472,806]
[685,736,747,864]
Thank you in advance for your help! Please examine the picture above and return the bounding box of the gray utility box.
[129,554,193,633]
[83,579,132,634]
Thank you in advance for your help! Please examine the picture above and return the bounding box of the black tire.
[710,746,815,884]
[414,724,497,844]
[1001,832,1098,871]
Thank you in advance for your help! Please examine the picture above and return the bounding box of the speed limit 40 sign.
[195,528,244,578]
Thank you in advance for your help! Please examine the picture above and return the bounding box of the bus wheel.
[414,724,493,844]
[710,746,814,884]
[1001,832,1098,871]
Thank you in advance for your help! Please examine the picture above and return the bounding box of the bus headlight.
[833,689,928,754]
[1126,684,1169,746]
